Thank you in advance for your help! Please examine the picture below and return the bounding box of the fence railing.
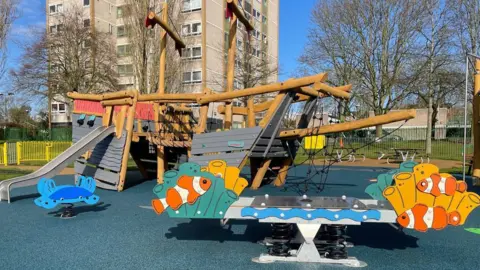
[298,135,472,161]
[0,141,72,166]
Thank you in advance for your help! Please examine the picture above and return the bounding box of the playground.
[0,166,478,270]
[0,1,479,268]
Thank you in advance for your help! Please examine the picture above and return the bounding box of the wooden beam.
[197,73,327,104]
[279,110,417,138]
[308,82,351,99]
[101,98,133,107]
[217,105,248,115]
[146,11,186,50]
[226,0,254,31]
[102,90,136,100]
[168,105,193,113]
[67,92,103,101]
[138,93,202,102]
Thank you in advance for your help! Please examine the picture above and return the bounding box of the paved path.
[0,166,478,269]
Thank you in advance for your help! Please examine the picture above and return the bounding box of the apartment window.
[237,39,243,51]
[182,0,201,12]
[182,45,202,60]
[117,44,132,57]
[244,1,252,13]
[117,25,127,37]
[83,0,90,7]
[117,6,125,18]
[84,19,90,28]
[118,64,133,76]
[253,9,261,20]
[262,15,267,24]
[262,34,268,44]
[263,0,268,5]
[182,70,202,84]
[49,4,63,14]
[252,29,260,39]
[182,22,201,36]
[109,24,114,34]
[251,46,260,57]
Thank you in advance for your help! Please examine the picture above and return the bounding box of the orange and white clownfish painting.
[416,173,467,197]
[152,175,212,215]
[396,204,461,232]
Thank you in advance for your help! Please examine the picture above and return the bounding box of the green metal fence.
[299,127,472,161]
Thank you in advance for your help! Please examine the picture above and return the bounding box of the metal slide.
[0,126,115,203]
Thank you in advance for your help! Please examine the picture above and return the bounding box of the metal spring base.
[60,204,76,219]
[254,223,366,267]
[267,223,294,256]
[315,225,348,259]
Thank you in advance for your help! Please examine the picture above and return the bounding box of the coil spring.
[315,225,348,260]
[268,223,293,256]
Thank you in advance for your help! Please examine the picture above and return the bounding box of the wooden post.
[103,106,114,127]
[224,0,238,129]
[250,159,272,189]
[157,145,166,184]
[273,159,292,186]
[158,2,167,94]
[473,59,480,181]
[247,97,255,127]
[259,92,286,127]
[118,91,138,191]
[196,89,211,134]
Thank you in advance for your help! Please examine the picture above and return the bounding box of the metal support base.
[60,204,76,219]
[253,223,367,267]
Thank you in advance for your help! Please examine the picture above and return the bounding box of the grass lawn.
[0,168,33,181]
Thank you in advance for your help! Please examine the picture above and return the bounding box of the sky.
[278,0,316,80]
[2,0,316,101]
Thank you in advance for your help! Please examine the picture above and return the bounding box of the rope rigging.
[266,96,410,195]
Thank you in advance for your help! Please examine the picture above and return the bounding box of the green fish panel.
[152,162,240,219]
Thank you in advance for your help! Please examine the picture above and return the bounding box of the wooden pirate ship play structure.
[1,0,478,267]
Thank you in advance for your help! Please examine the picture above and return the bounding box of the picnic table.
[377,148,429,163]
[330,148,365,162]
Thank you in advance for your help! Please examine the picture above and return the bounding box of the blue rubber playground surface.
[0,165,479,270]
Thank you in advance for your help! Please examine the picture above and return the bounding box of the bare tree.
[0,0,18,81]
[123,0,184,94]
[299,0,427,137]
[235,32,278,104]
[411,0,456,154]
[10,5,118,101]
[209,30,278,104]
[451,0,480,56]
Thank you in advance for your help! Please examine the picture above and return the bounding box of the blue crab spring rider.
[34,176,100,210]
